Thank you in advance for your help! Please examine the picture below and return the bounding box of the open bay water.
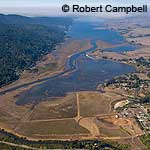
[68,21,138,52]
[16,21,136,105]
[68,21,125,44]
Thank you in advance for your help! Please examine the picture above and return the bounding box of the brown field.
[79,118,100,136]
[78,115,142,139]
[112,116,142,135]
[128,37,150,46]
[123,26,150,46]
[124,27,150,37]
[89,46,150,61]
[29,94,77,120]
[113,137,146,150]
[15,119,89,139]
[78,92,116,117]
[96,40,114,49]
[95,116,143,137]
[127,47,150,58]
[0,85,141,140]
[99,127,128,137]
[89,50,128,60]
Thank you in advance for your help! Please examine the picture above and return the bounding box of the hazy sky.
[0,0,149,7]
[0,0,149,17]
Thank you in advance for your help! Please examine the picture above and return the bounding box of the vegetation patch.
[0,14,72,87]
[140,134,150,150]
[15,119,89,138]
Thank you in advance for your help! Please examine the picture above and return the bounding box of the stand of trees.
[140,134,150,150]
[0,129,129,150]
[0,14,72,87]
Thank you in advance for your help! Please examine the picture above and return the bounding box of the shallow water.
[68,21,125,44]
[104,43,139,53]
[17,55,135,105]
[16,21,136,105]
[68,21,138,52]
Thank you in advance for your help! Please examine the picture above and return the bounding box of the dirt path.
[79,118,100,136]
[13,105,36,131]
[26,117,74,123]
[75,92,81,122]
[101,133,144,140]
[131,137,147,150]
[73,92,100,136]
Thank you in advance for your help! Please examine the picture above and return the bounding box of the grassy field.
[95,117,128,137]
[140,134,150,150]
[79,92,118,117]
[15,119,89,138]
[29,94,77,120]
[100,127,128,137]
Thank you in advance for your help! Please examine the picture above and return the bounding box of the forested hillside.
[0,14,72,87]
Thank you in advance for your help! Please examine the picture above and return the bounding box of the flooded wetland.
[17,21,137,105]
